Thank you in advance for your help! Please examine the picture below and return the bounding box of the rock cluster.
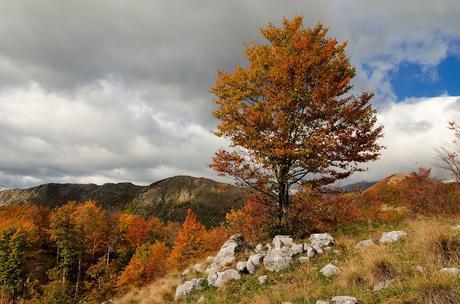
[174,232,337,301]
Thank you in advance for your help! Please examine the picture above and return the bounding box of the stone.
[207,269,241,288]
[304,244,316,258]
[415,265,426,273]
[206,256,216,263]
[310,233,335,249]
[299,256,310,263]
[174,278,205,301]
[197,296,205,303]
[255,243,266,253]
[313,245,324,254]
[206,234,245,274]
[331,296,358,304]
[320,263,341,277]
[246,254,264,274]
[263,248,293,272]
[355,239,376,250]
[193,263,204,273]
[316,301,329,304]
[180,268,190,277]
[257,275,267,284]
[291,243,304,255]
[379,231,408,243]
[273,235,294,249]
[440,267,460,276]
[373,280,391,291]
[236,261,247,273]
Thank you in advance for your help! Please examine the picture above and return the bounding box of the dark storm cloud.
[1,0,460,187]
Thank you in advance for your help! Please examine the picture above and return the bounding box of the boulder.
[193,263,204,273]
[236,261,247,273]
[291,243,304,255]
[263,248,293,272]
[257,275,267,284]
[310,233,334,249]
[246,254,264,274]
[320,263,341,277]
[316,301,329,304]
[379,231,408,244]
[255,243,265,253]
[206,234,245,274]
[273,235,294,249]
[331,296,358,304]
[174,278,206,301]
[355,239,376,250]
[299,256,310,263]
[207,269,241,288]
[304,244,316,258]
[440,267,460,276]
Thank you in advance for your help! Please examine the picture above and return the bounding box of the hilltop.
[0,175,249,226]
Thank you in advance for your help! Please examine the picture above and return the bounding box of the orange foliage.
[117,241,168,289]
[167,209,207,269]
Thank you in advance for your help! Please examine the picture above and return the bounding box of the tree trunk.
[74,251,82,301]
[277,166,290,233]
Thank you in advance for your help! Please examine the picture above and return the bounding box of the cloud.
[0,1,460,187]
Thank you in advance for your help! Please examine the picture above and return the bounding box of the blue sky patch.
[391,55,460,100]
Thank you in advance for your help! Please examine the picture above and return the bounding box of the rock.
[193,263,204,273]
[331,296,358,304]
[273,235,294,249]
[316,301,329,304]
[257,275,267,284]
[255,243,264,253]
[180,268,190,277]
[236,261,247,273]
[291,243,304,255]
[304,244,316,258]
[374,280,391,291]
[440,267,460,276]
[206,234,245,274]
[320,263,341,277]
[299,256,310,263]
[415,265,426,273]
[206,256,216,263]
[174,278,206,301]
[207,269,241,288]
[379,231,408,244]
[263,248,293,272]
[355,239,376,249]
[197,296,205,303]
[246,254,264,274]
[310,233,334,249]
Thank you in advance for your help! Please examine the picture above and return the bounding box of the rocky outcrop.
[206,234,245,274]
[379,231,408,243]
[174,278,206,301]
[207,269,241,288]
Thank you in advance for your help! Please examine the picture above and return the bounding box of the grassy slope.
[176,219,460,304]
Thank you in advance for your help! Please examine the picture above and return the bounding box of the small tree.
[437,121,460,182]
[210,16,383,229]
[167,209,207,269]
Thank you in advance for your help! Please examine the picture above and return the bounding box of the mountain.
[0,176,249,226]
[340,181,377,192]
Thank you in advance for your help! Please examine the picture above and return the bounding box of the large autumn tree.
[210,16,383,228]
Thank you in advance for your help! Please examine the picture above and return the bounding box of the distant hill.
[340,181,377,192]
[0,176,249,227]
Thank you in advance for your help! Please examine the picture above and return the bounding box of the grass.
[115,218,460,304]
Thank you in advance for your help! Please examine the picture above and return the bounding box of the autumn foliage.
[210,16,383,228]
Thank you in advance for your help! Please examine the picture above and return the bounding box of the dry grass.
[409,220,460,267]
[114,274,180,304]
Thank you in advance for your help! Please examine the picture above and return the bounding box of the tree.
[437,121,460,182]
[116,241,167,288]
[0,227,28,301]
[167,209,207,269]
[210,16,383,229]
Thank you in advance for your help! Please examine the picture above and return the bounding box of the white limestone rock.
[331,296,358,304]
[207,269,241,288]
[263,248,293,272]
[174,278,205,301]
[304,244,316,258]
[379,231,408,244]
[355,239,376,250]
[310,233,334,249]
[206,234,245,274]
[193,263,204,273]
[257,275,267,284]
[246,254,264,274]
[273,235,294,249]
[236,261,247,273]
[440,267,460,276]
[299,256,310,263]
[320,263,341,277]
[316,301,329,304]
[374,280,391,291]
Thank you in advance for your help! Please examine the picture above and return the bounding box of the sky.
[1,0,460,188]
